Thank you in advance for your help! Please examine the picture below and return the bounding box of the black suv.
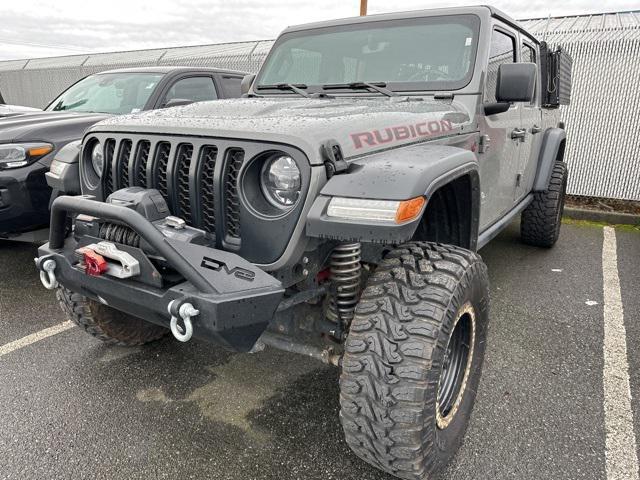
[0,66,246,240]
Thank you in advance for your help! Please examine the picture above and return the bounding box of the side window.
[163,76,218,105]
[485,29,516,103]
[521,43,538,105]
[522,43,536,64]
[219,76,243,98]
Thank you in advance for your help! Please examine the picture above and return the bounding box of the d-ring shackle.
[168,300,199,342]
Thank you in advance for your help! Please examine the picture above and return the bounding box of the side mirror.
[163,98,193,109]
[496,62,536,103]
[241,74,256,96]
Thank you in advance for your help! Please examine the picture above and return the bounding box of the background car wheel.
[339,242,489,479]
[520,161,568,248]
[56,287,167,346]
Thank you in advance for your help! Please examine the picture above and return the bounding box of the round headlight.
[260,155,301,208]
[91,142,104,177]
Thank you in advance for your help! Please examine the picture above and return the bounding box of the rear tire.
[56,287,167,346]
[520,161,568,248]
[340,242,489,479]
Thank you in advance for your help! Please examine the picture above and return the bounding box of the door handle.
[530,125,542,134]
[510,128,526,141]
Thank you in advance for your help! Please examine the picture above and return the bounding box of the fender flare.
[533,127,566,192]
[306,143,480,245]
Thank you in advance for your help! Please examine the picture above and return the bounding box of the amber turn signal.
[28,145,54,157]
[395,196,426,224]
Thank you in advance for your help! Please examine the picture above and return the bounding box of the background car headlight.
[91,142,104,177]
[260,154,301,208]
[0,143,53,170]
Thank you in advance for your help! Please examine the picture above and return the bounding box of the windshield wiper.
[256,83,311,98]
[321,82,398,97]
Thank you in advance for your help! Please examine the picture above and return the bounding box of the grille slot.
[223,149,244,240]
[103,139,116,198]
[174,143,194,223]
[133,140,151,187]
[153,142,171,201]
[116,139,132,189]
[199,146,218,234]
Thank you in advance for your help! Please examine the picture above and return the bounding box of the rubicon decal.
[351,119,454,149]
[200,256,256,281]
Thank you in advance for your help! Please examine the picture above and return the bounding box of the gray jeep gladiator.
[36,6,571,479]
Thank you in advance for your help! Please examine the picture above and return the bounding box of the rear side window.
[522,43,536,64]
[219,76,243,98]
[485,29,515,103]
[163,76,218,105]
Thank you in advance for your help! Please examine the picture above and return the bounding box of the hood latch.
[322,140,349,179]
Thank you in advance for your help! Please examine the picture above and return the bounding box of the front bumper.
[0,161,51,236]
[37,195,285,352]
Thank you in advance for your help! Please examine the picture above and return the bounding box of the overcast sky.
[0,0,637,61]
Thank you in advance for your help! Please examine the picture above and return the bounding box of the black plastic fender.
[533,127,566,192]
[306,143,479,245]
[45,140,81,194]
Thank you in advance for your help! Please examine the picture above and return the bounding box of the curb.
[564,207,640,226]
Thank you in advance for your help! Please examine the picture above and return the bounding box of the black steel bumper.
[37,195,285,352]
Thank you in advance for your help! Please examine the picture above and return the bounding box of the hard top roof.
[283,5,538,43]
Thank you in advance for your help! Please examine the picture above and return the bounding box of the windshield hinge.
[322,140,349,179]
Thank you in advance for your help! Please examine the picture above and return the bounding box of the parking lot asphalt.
[0,221,638,480]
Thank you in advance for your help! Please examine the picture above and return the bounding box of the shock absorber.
[326,242,362,329]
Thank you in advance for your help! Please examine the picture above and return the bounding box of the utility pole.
[360,0,367,16]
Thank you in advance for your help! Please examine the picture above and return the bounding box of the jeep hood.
[92,97,473,163]
[0,111,110,145]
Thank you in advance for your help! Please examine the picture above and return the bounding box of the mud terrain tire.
[340,242,489,479]
[520,161,568,248]
[57,287,167,346]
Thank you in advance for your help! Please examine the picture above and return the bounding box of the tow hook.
[168,300,199,342]
[36,257,58,290]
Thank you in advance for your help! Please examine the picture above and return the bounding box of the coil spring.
[327,242,362,327]
[98,222,141,248]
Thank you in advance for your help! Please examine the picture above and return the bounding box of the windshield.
[46,72,164,114]
[257,14,480,93]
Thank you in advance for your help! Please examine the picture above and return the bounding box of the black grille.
[223,149,244,239]
[116,139,132,189]
[153,142,171,201]
[103,139,116,198]
[174,143,194,223]
[133,140,150,187]
[99,139,254,244]
[199,146,217,234]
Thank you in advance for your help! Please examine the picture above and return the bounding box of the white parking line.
[602,226,639,480]
[0,321,74,358]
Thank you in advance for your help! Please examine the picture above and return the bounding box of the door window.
[485,29,515,103]
[163,76,217,105]
[521,43,538,104]
[521,43,536,64]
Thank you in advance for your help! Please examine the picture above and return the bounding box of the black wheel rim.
[436,303,475,429]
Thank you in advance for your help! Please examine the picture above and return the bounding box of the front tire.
[520,161,568,248]
[340,242,489,479]
[57,287,167,346]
